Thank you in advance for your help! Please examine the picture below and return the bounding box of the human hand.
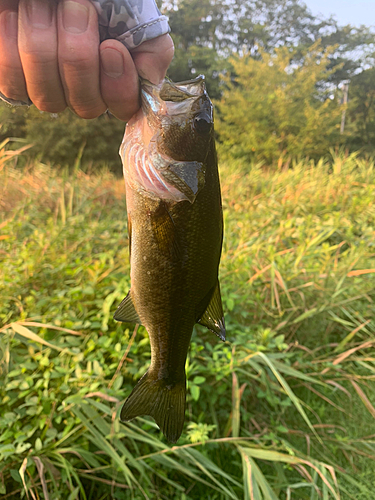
[0,0,174,120]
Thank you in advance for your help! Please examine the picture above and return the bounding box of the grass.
[1,147,375,499]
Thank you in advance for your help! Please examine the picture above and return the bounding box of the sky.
[303,0,374,27]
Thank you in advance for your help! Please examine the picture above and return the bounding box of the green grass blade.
[255,353,321,442]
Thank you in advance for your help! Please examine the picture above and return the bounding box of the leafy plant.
[1,153,375,498]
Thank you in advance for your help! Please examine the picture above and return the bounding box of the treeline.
[1,0,375,171]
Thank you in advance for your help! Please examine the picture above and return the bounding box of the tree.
[0,102,126,173]
[216,43,343,164]
[165,0,230,98]
[346,68,375,152]
[24,107,125,173]
[165,0,375,99]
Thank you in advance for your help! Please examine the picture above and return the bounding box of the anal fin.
[113,291,142,324]
[197,282,226,341]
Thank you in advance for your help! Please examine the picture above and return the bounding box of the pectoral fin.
[114,291,142,324]
[147,140,206,203]
[197,282,226,341]
[163,162,206,204]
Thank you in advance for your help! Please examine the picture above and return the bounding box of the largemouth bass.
[114,76,225,443]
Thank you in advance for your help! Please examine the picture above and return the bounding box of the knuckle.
[0,63,25,84]
[59,43,97,70]
[20,43,56,63]
[0,83,27,103]
[108,105,137,123]
[33,100,67,114]
[106,95,139,122]
[71,100,106,119]
[0,91,28,102]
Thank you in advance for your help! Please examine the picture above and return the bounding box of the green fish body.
[115,76,225,443]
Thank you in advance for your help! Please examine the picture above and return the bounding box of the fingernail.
[136,63,164,85]
[5,11,18,38]
[102,49,124,79]
[27,0,53,29]
[63,1,89,34]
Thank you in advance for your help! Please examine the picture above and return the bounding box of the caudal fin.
[120,371,186,443]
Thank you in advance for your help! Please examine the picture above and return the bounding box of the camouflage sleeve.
[92,0,170,50]
[0,0,170,107]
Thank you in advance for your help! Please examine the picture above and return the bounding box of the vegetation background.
[1,0,375,498]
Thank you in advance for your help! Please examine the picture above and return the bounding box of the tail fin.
[120,371,186,443]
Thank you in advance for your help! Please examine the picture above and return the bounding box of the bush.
[0,104,125,174]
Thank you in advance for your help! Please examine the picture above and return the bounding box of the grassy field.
[1,147,375,499]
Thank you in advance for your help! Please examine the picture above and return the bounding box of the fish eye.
[193,114,212,135]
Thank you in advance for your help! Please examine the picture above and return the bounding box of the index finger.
[100,39,140,122]
[57,0,106,119]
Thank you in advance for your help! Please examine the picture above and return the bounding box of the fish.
[114,75,225,443]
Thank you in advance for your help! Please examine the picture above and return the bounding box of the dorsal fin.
[197,282,226,341]
[113,291,142,324]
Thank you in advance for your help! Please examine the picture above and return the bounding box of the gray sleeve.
[0,0,170,107]
[91,0,170,50]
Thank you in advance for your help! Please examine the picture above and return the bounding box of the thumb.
[131,34,174,85]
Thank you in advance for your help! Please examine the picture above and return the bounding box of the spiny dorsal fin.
[113,291,142,324]
[197,282,226,341]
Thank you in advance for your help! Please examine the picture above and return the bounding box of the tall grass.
[1,149,375,499]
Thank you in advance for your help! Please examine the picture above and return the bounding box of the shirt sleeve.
[0,0,170,107]
[92,0,170,50]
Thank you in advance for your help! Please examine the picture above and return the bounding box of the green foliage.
[167,37,227,100]
[166,0,375,92]
[1,0,375,170]
[25,108,125,174]
[0,104,125,173]
[166,0,375,161]
[1,149,375,498]
[346,68,375,151]
[216,43,343,164]
[166,0,340,54]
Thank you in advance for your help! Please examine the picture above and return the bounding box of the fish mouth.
[159,75,207,102]
[141,75,209,117]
